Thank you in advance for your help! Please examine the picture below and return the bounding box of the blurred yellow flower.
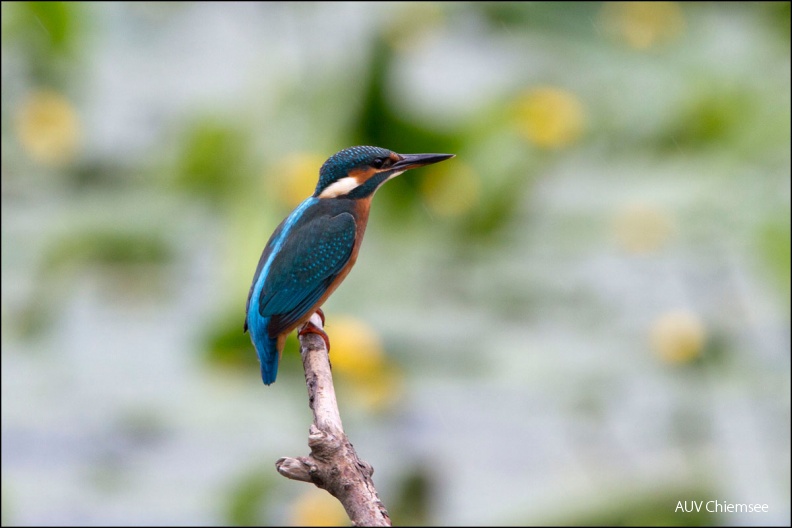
[329,316,384,377]
[328,315,403,412]
[420,159,479,218]
[612,203,674,254]
[600,2,685,50]
[515,87,585,148]
[15,89,82,166]
[650,310,706,364]
[271,153,326,208]
[289,489,348,527]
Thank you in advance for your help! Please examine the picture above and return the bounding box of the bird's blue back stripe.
[252,197,317,305]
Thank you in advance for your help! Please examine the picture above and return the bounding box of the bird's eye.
[371,158,386,169]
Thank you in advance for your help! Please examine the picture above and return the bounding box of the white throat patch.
[318,176,361,199]
[317,170,406,199]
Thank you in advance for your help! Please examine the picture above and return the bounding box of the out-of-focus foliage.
[224,468,276,527]
[543,487,717,527]
[1,2,789,526]
[1,1,83,83]
[43,229,173,271]
[389,465,435,526]
[758,217,791,305]
[172,117,255,206]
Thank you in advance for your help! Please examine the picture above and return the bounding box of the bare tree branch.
[275,312,391,527]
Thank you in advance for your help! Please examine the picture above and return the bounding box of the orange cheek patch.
[348,167,377,185]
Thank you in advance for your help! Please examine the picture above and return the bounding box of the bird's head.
[314,145,454,200]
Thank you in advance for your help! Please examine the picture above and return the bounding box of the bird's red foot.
[299,317,330,353]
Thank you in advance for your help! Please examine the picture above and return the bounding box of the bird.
[245,145,454,385]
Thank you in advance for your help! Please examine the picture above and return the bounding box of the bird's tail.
[250,320,280,385]
[258,335,280,385]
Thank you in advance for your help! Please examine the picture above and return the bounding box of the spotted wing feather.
[257,212,356,336]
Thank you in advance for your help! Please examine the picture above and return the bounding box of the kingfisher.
[245,145,454,385]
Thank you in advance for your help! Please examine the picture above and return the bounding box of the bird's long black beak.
[392,153,455,172]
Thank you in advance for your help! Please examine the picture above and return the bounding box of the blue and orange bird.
[245,146,454,385]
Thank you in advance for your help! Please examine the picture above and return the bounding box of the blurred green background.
[1,2,790,526]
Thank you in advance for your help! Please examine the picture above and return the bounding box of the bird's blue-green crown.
[314,146,393,196]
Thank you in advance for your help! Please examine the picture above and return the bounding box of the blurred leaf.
[9,302,53,340]
[44,229,173,271]
[25,2,72,51]
[2,1,82,83]
[173,118,253,206]
[1,482,10,526]
[475,1,604,38]
[389,465,435,526]
[351,35,462,224]
[69,161,142,189]
[461,172,527,239]
[8,228,173,339]
[203,317,258,371]
[534,486,717,526]
[682,330,731,373]
[762,1,791,40]
[458,135,540,239]
[224,467,276,526]
[352,35,458,154]
[758,217,792,307]
[202,316,302,379]
[658,87,754,152]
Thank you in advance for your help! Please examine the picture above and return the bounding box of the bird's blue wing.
[244,218,289,333]
[257,212,356,336]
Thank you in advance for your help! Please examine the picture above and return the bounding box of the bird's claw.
[299,320,331,353]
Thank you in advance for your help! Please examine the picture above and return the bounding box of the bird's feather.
[257,211,357,336]
[244,218,289,333]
